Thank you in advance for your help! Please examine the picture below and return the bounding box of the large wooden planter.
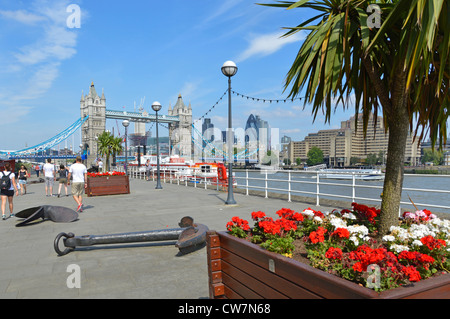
[207,231,450,299]
[85,175,130,197]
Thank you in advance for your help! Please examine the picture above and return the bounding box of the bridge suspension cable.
[1,116,88,157]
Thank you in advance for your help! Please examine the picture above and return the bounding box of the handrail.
[122,165,450,215]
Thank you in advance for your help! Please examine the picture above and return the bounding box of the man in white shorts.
[68,156,88,212]
[43,158,55,197]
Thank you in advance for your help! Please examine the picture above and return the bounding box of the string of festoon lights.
[192,89,228,124]
[231,90,306,103]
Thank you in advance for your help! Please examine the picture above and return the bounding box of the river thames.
[234,170,450,215]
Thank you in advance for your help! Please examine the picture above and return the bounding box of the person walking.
[18,165,29,195]
[43,158,55,196]
[35,164,40,177]
[98,158,103,173]
[57,164,69,197]
[1,163,19,220]
[145,159,151,181]
[68,156,87,212]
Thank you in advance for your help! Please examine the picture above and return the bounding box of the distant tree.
[307,147,324,166]
[296,157,301,166]
[350,157,360,166]
[421,149,444,166]
[366,153,378,166]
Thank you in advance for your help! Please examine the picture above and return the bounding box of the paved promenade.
[0,176,336,299]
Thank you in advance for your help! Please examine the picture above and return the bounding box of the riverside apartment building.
[288,114,421,167]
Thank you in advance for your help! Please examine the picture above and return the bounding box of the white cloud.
[236,30,306,62]
[0,0,80,121]
[201,0,246,26]
[0,9,46,25]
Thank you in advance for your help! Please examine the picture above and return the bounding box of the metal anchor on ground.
[54,216,208,256]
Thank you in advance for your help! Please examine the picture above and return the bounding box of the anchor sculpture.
[54,216,208,256]
[15,206,78,227]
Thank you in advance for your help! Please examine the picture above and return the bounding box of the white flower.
[347,225,369,238]
[411,240,423,247]
[390,244,410,253]
[383,235,395,242]
[302,209,315,218]
[313,216,323,223]
[342,212,356,220]
[329,215,347,229]
[349,236,359,246]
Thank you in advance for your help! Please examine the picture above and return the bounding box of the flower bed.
[87,171,126,178]
[223,203,450,294]
[85,172,129,197]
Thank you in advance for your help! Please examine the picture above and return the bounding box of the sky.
[0,0,359,152]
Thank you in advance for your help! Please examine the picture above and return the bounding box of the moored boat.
[318,168,385,181]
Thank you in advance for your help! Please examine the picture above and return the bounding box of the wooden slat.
[219,232,377,299]
[207,231,225,299]
[221,249,320,299]
[221,271,264,299]
[222,260,287,299]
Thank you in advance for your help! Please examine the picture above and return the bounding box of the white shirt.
[43,163,55,178]
[69,163,87,183]
[1,171,15,190]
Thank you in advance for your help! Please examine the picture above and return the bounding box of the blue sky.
[0,0,358,152]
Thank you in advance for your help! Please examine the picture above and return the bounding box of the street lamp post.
[222,61,238,205]
[152,101,163,189]
[122,120,130,175]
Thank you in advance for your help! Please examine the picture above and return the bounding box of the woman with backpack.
[1,162,19,220]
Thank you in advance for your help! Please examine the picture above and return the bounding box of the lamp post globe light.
[152,101,163,190]
[222,61,238,205]
[122,120,130,175]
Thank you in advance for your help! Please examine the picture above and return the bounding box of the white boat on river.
[318,168,385,181]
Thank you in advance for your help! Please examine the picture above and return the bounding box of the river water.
[234,170,450,215]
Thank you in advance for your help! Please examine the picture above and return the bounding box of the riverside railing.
[124,166,450,215]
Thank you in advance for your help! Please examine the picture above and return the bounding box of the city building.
[288,113,421,167]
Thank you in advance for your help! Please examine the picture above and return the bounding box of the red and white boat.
[130,155,236,186]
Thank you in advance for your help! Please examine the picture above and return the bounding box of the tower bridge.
[81,82,191,165]
[1,82,192,164]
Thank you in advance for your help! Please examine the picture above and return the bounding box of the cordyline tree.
[261,0,449,236]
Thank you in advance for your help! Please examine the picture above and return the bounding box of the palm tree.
[97,131,114,171]
[261,0,449,236]
[110,136,124,167]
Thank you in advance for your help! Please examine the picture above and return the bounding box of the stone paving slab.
[0,177,336,299]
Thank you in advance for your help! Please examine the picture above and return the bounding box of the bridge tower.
[168,94,192,158]
[80,82,106,166]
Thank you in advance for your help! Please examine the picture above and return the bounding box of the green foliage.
[421,149,444,166]
[260,236,295,255]
[97,131,123,171]
[306,146,323,166]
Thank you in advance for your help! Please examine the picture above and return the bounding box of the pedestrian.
[145,159,151,181]
[57,164,69,197]
[67,156,87,212]
[35,164,40,177]
[43,158,55,196]
[18,165,29,195]
[1,162,19,220]
[98,158,103,173]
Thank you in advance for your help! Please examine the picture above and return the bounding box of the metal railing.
[122,166,450,214]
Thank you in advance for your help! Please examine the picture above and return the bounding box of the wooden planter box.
[206,231,450,299]
[85,175,130,197]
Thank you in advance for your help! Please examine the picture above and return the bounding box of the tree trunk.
[378,70,410,237]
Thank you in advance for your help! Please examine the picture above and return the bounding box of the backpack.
[0,172,12,190]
